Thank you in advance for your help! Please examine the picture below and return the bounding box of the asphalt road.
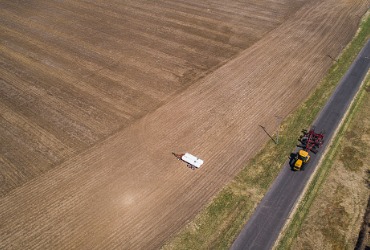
[231,39,370,250]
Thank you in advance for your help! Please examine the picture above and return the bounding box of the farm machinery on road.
[292,127,325,171]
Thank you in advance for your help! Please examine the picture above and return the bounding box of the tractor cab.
[293,150,310,171]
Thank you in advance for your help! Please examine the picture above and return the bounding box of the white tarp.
[181,153,204,168]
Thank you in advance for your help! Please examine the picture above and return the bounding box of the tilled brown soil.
[0,0,304,196]
[0,0,369,249]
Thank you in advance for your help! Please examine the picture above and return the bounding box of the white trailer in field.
[173,152,204,169]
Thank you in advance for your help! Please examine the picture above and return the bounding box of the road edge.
[273,58,370,250]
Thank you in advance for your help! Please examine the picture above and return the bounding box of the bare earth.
[0,0,304,196]
[0,0,369,249]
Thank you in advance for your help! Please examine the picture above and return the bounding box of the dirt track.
[0,0,369,249]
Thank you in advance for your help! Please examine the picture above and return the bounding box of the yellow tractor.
[293,150,310,171]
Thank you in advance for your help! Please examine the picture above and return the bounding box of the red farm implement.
[291,127,325,171]
[298,127,325,154]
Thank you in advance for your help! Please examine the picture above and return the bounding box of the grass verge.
[163,12,370,250]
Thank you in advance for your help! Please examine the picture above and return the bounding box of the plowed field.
[0,0,368,249]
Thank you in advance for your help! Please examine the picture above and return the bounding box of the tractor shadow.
[288,151,308,171]
[288,153,298,171]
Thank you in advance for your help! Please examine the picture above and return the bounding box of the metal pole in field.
[275,115,282,144]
